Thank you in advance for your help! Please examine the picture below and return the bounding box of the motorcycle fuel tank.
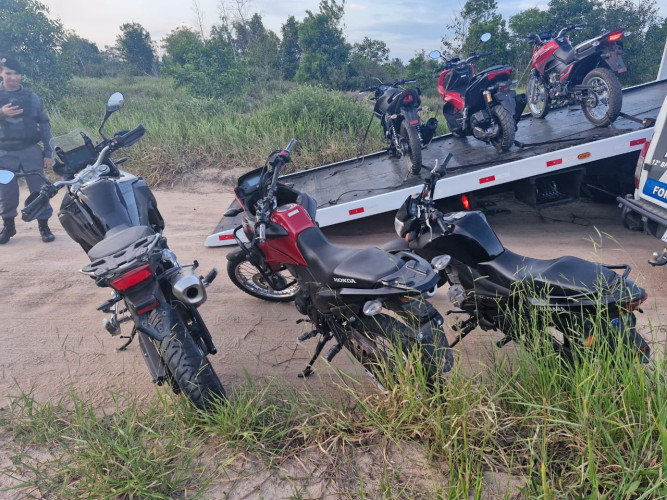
[261,203,318,267]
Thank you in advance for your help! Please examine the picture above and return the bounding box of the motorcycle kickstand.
[117,326,137,352]
[298,330,333,379]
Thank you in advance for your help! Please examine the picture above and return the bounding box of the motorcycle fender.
[137,330,167,381]
[601,47,626,73]
[133,301,177,341]
[495,90,517,118]
[417,316,453,372]
[401,108,420,126]
[226,246,246,262]
[123,280,159,317]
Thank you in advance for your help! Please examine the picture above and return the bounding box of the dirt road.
[0,185,665,407]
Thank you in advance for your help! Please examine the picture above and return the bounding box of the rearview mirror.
[480,33,492,43]
[0,170,15,184]
[106,92,125,113]
[429,50,442,59]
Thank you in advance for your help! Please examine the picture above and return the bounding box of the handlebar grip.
[21,191,51,222]
[285,138,297,154]
[114,124,146,148]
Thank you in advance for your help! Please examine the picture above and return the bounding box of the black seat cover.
[478,249,618,297]
[87,225,155,261]
[297,227,404,288]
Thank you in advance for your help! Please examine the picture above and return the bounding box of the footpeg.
[202,268,218,286]
[496,335,513,348]
[324,343,342,362]
[103,317,121,336]
[298,330,318,342]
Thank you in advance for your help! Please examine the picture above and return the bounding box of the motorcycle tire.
[151,310,226,409]
[450,129,465,138]
[400,121,423,175]
[344,314,450,387]
[526,75,550,119]
[227,253,300,302]
[581,67,622,127]
[490,105,516,153]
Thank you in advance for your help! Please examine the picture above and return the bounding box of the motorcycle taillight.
[403,94,414,104]
[623,292,648,312]
[110,263,154,292]
[608,30,623,42]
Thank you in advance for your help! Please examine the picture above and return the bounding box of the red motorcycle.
[524,23,628,126]
[224,140,453,386]
[431,33,525,152]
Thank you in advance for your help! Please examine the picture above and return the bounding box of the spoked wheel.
[227,253,300,302]
[490,105,516,152]
[581,67,622,127]
[526,75,550,119]
[399,121,423,175]
[150,310,226,409]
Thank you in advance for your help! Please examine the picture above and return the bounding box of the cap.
[0,55,22,74]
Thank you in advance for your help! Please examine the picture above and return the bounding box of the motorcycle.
[224,140,453,386]
[4,92,226,409]
[382,156,651,364]
[360,79,438,175]
[523,23,628,127]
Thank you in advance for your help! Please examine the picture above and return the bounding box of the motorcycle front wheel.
[526,75,550,119]
[399,121,423,175]
[227,253,300,302]
[150,310,226,409]
[490,105,516,152]
[581,67,622,127]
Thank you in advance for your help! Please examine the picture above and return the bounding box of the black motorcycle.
[224,140,453,387]
[360,79,438,175]
[430,33,525,152]
[6,92,226,409]
[382,156,651,364]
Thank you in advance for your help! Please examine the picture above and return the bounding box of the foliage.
[0,0,70,103]
[295,0,350,89]
[60,33,106,78]
[115,22,157,76]
[280,16,301,80]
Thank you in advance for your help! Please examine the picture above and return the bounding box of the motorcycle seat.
[87,224,155,261]
[477,249,619,297]
[297,227,405,289]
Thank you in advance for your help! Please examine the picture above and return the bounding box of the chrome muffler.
[171,268,207,306]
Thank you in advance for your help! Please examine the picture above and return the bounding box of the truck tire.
[581,67,622,127]
[490,105,516,152]
[152,311,226,409]
[400,121,423,175]
[527,75,550,119]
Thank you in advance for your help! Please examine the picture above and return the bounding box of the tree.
[295,0,350,88]
[0,0,70,103]
[280,16,301,80]
[61,33,105,77]
[116,22,156,75]
[352,37,390,64]
[508,7,552,82]
[162,26,203,67]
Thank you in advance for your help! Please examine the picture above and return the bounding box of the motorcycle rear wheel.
[490,105,516,152]
[526,75,550,119]
[227,253,300,302]
[344,314,449,388]
[399,121,423,175]
[151,310,226,409]
[581,67,622,127]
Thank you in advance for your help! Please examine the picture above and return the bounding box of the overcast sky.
[45,0,667,61]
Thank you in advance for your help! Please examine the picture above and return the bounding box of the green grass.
[3,317,664,498]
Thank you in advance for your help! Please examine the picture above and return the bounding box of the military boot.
[38,219,55,243]
[0,217,16,244]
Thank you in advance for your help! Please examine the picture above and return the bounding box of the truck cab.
[618,95,667,266]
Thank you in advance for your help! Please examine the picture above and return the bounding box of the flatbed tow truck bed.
[206,78,666,247]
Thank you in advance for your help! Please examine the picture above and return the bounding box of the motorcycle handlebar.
[21,188,55,222]
[112,124,146,149]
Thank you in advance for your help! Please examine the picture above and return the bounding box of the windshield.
[50,128,97,153]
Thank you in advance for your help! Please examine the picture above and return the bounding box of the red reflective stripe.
[349,207,365,215]
[136,301,160,315]
[630,138,646,147]
[218,234,235,241]
[547,159,562,167]
[479,175,495,184]
[409,120,419,125]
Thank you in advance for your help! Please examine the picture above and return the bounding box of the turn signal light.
[608,31,623,42]
[461,194,471,210]
[110,263,154,292]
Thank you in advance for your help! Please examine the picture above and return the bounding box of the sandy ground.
[0,184,665,406]
[0,183,665,497]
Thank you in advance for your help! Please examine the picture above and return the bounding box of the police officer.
[0,55,55,244]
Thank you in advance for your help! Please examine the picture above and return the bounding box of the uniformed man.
[0,55,55,244]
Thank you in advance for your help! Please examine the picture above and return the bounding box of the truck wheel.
[152,311,226,409]
[581,67,622,127]
[227,253,300,302]
[490,105,516,152]
[527,75,550,119]
[400,121,423,175]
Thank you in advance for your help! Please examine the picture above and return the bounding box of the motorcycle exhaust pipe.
[171,268,207,307]
[421,118,438,145]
